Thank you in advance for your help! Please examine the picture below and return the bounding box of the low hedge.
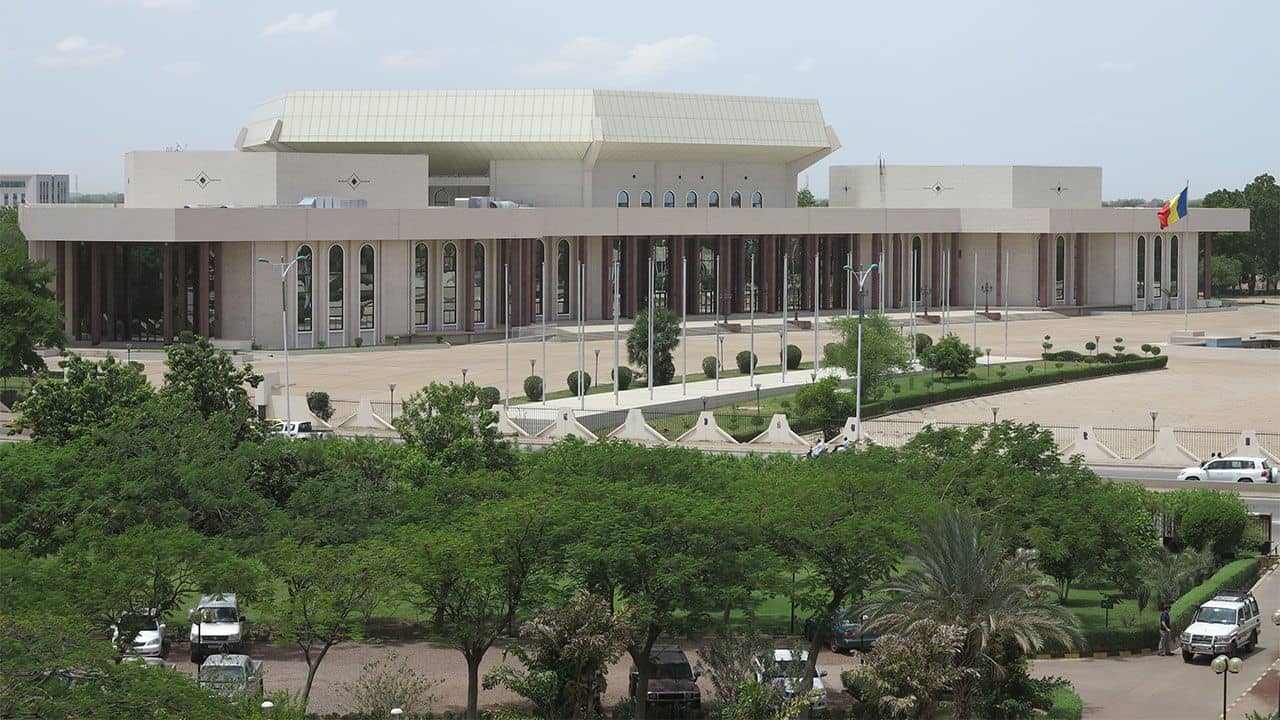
[1071,556,1260,653]
[862,356,1168,418]
[1045,685,1083,720]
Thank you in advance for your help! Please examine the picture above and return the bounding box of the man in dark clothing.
[1158,605,1173,655]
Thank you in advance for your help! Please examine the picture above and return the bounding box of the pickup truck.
[197,654,264,699]
[272,420,333,440]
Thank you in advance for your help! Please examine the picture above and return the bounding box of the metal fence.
[1092,426,1155,459]
[1173,430,1241,460]
[1258,432,1280,460]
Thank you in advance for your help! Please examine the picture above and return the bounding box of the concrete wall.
[491,160,584,208]
[830,165,1102,209]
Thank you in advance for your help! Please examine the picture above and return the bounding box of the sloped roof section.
[238,89,836,174]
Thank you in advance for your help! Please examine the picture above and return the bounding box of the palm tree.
[862,507,1083,719]
[1140,545,1212,611]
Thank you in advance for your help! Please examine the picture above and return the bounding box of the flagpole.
[782,251,789,384]
[541,238,548,406]
[578,260,585,410]
[681,255,687,395]
[813,252,820,380]
[1003,250,1010,361]
[503,262,510,406]
[714,254,721,392]
[613,256,620,405]
[648,257,654,400]
[750,244,756,390]
[972,252,978,350]
[1184,179,1190,332]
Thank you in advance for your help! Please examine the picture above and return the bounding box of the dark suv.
[629,644,702,714]
[804,608,877,654]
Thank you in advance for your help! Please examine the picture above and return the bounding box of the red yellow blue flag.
[1158,185,1188,229]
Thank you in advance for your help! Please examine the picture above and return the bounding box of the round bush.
[477,386,501,408]
[914,333,933,354]
[784,344,802,370]
[566,371,592,396]
[701,355,718,379]
[612,366,633,391]
[523,375,543,402]
[735,350,758,374]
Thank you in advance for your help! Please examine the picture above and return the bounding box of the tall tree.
[1202,173,1280,292]
[0,206,66,380]
[626,306,680,386]
[822,313,912,401]
[161,332,261,427]
[14,353,154,443]
[392,381,513,472]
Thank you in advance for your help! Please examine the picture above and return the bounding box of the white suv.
[1177,457,1273,483]
[1180,591,1262,662]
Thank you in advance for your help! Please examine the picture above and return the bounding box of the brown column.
[995,233,1003,307]
[176,245,189,332]
[1074,234,1086,306]
[600,237,612,319]
[930,234,941,309]
[212,245,222,338]
[870,234,883,310]
[162,244,173,342]
[950,233,961,307]
[1202,232,1214,299]
[803,235,818,310]
[460,239,474,331]
[103,243,116,341]
[718,236,732,317]
[624,238,638,317]
[54,240,66,313]
[89,245,102,345]
[670,236,685,312]
[821,236,834,310]
[198,242,211,336]
[1037,232,1050,308]
[762,236,776,313]
[891,234,902,308]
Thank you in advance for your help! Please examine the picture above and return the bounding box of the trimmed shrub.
[701,355,718,379]
[523,375,543,402]
[783,344,802,370]
[477,386,501,408]
[1085,341,1097,353]
[735,350,758,374]
[914,333,933,354]
[566,371,592,396]
[1042,350,1086,362]
[354,336,364,347]
[306,391,335,421]
[612,366,633,391]
[1179,491,1249,556]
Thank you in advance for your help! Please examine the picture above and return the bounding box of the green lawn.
[507,360,818,404]
[1045,684,1084,720]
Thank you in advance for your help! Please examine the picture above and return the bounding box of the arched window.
[708,191,720,208]
[617,190,629,208]
[1169,236,1179,297]
[359,244,375,330]
[556,239,570,316]
[1055,235,1066,302]
[640,191,653,208]
[328,245,343,331]
[912,236,922,302]
[1136,236,1146,299]
[663,191,675,208]
[413,243,429,326]
[653,238,669,307]
[296,245,313,332]
[473,242,486,325]
[686,191,698,208]
[443,243,458,325]
[432,188,451,207]
[751,191,763,208]
[534,240,545,318]
[1153,236,1163,298]
[698,238,717,313]
[731,191,742,208]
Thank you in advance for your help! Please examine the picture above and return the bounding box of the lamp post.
[755,383,762,416]
[1149,410,1158,443]
[257,254,307,427]
[1210,654,1242,720]
[843,262,878,442]
[261,700,274,716]
[594,349,601,388]
[980,282,993,315]
[126,343,133,364]
[462,368,468,385]
[390,709,404,718]
[388,383,396,420]
[992,406,999,424]
[985,348,992,378]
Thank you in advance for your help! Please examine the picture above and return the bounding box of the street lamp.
[755,383,762,416]
[257,254,307,427]
[594,349,601,386]
[1273,610,1280,715]
[1149,410,1159,443]
[1210,654,1243,720]
[985,348,992,378]
[126,343,133,364]
[388,383,396,420]
[843,262,878,442]
[461,368,469,384]
[992,406,1000,424]
[261,700,274,717]
[980,281,994,314]
[390,710,404,717]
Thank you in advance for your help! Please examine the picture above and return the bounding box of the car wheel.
[1181,649,1193,663]
[1238,478,1252,483]
[1228,640,1238,658]
[830,641,842,654]
[1246,630,1258,652]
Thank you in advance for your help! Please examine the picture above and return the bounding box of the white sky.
[2,0,1276,199]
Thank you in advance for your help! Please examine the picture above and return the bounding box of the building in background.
[17,89,1248,348]
[2,173,70,207]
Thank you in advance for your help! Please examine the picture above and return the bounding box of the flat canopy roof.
[238,90,839,174]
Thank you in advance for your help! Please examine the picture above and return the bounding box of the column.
[950,233,961,307]
[995,233,1003,307]
[55,240,66,314]
[90,245,102,345]
[930,233,942,309]
[1037,233,1050,308]
[870,234,883,310]
[670,236,685,312]
[162,244,173,342]
[803,235,818,310]
[576,236,587,320]
[1074,233,1086,306]
[600,237,612,319]
[213,245,223,338]
[1202,232,1214,299]
[891,234,902,308]
[461,239,474,331]
[762,236,776,313]
[718,236,732,317]
[104,244,117,341]
[198,242,211,336]
[624,237,638,317]
[176,245,190,333]
[821,236,835,309]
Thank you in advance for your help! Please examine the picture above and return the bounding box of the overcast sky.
[2,0,1276,199]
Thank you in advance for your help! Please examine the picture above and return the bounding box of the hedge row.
[862,356,1169,418]
[1073,556,1260,653]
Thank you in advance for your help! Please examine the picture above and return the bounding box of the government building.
[18,89,1249,349]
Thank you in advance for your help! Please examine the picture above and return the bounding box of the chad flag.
[1158,185,1188,229]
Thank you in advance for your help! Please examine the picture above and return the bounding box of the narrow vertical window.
[359,244,375,330]
[686,191,698,208]
[556,239,570,316]
[1136,236,1146,299]
[912,236,923,302]
[1170,236,1179,297]
[328,245,343,330]
[708,191,720,208]
[751,191,763,208]
[699,239,716,313]
[1055,235,1066,302]
[1153,236,1163,302]
[443,243,457,325]
[296,245,313,332]
[534,240,545,318]
[663,191,675,208]
[731,191,742,208]
[414,243,429,326]
[473,242,486,325]
[653,238,669,307]
[640,191,653,208]
[617,190,629,208]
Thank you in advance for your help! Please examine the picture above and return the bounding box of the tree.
[0,207,66,379]
[340,652,441,718]
[392,381,513,472]
[841,621,970,720]
[793,376,850,425]
[1139,546,1212,610]
[161,332,261,426]
[264,539,391,713]
[305,391,334,421]
[1203,174,1279,292]
[822,314,911,401]
[15,353,154,443]
[626,306,680,386]
[796,188,818,207]
[862,507,1082,720]
[1166,489,1249,557]
[919,334,978,379]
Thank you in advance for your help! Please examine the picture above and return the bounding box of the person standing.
[1158,604,1173,655]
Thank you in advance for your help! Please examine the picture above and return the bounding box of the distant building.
[17,89,1249,348]
[1,173,70,207]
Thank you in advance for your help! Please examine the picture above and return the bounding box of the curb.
[1035,648,1159,660]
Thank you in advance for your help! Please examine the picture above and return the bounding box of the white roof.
[239,89,837,174]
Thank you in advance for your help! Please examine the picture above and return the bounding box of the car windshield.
[199,667,245,684]
[198,607,238,623]
[1195,607,1237,624]
[122,614,159,631]
[652,662,693,680]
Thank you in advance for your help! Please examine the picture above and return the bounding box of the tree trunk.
[630,625,661,720]
[299,643,331,715]
[722,602,732,629]
[465,652,482,720]
[799,597,841,720]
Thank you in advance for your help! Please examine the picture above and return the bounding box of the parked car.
[111,609,168,658]
[197,654,264,699]
[628,644,701,713]
[804,608,877,653]
[1177,457,1273,483]
[122,655,178,671]
[188,594,244,664]
[272,420,332,440]
[752,649,828,711]
[1180,591,1262,662]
